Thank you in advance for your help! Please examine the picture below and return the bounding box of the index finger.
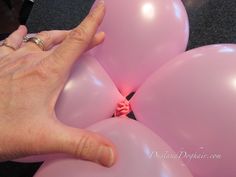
[48,0,105,73]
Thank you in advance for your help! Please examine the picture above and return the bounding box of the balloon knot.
[114,99,131,117]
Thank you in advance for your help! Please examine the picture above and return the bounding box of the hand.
[0,1,116,167]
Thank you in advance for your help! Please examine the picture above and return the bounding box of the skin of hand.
[0,1,117,167]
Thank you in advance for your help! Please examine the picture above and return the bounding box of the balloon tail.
[114,99,131,117]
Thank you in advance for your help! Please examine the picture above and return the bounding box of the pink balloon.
[131,44,236,177]
[55,55,123,128]
[91,0,189,96]
[16,55,123,162]
[34,118,193,177]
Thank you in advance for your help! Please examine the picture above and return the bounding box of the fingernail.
[90,0,104,12]
[18,25,25,31]
[98,0,105,6]
[97,146,115,167]
[96,0,105,9]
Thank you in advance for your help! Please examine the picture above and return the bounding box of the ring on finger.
[0,40,17,50]
[25,36,45,51]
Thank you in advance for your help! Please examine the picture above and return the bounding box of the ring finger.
[21,30,70,52]
[21,30,106,53]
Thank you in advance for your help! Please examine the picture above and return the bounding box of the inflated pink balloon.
[91,0,189,96]
[16,54,123,162]
[34,118,193,177]
[55,55,123,127]
[131,44,236,177]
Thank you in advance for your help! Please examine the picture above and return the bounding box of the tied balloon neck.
[114,99,131,117]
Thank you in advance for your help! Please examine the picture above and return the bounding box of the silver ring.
[25,36,45,51]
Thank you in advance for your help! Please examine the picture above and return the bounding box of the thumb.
[37,121,117,167]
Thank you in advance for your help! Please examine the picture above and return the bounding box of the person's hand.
[0,1,116,167]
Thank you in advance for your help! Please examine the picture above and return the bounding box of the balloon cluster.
[21,0,236,177]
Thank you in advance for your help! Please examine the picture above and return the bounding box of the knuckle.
[38,31,51,42]
[39,56,62,77]
[69,27,88,44]
[74,133,93,159]
[30,64,49,81]
[87,11,98,23]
